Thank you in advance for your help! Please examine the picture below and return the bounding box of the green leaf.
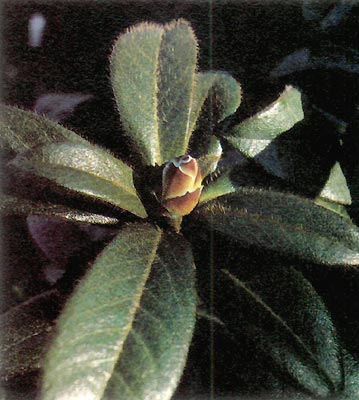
[318,161,351,205]
[199,173,236,204]
[0,290,62,380]
[103,231,196,400]
[342,349,359,398]
[196,187,359,266]
[0,194,119,224]
[11,141,147,218]
[225,86,303,157]
[189,71,242,134]
[42,222,162,400]
[197,136,222,178]
[314,197,351,220]
[110,20,197,166]
[221,266,342,396]
[0,103,85,153]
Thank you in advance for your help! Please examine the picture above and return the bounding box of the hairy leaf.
[197,136,222,178]
[104,231,196,400]
[341,349,359,398]
[221,267,342,396]
[42,223,162,400]
[0,194,119,224]
[0,104,85,153]
[189,71,241,134]
[0,290,62,381]
[199,174,236,204]
[196,187,359,266]
[110,20,197,166]
[225,86,304,158]
[11,141,147,218]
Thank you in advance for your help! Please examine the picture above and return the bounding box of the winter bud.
[161,155,203,216]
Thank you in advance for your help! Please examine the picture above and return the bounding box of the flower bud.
[161,155,203,216]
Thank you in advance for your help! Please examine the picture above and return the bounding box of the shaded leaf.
[341,349,359,398]
[0,194,119,225]
[33,93,93,122]
[320,0,357,30]
[11,141,147,218]
[272,46,359,77]
[221,267,342,396]
[196,187,359,266]
[27,216,93,263]
[104,231,196,400]
[225,86,304,158]
[312,104,348,134]
[0,104,85,153]
[42,222,162,400]
[302,0,356,29]
[302,0,331,22]
[0,290,63,381]
[189,71,241,134]
[110,20,197,166]
[247,114,338,194]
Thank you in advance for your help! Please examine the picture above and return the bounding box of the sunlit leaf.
[189,71,241,134]
[11,141,147,218]
[199,174,236,204]
[110,20,197,166]
[104,231,196,400]
[318,161,351,205]
[0,104,85,153]
[314,197,351,220]
[42,223,162,400]
[225,86,304,157]
[197,136,222,178]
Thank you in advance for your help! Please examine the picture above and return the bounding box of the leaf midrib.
[30,158,139,199]
[201,203,359,265]
[222,269,338,393]
[97,228,163,400]
[207,196,359,253]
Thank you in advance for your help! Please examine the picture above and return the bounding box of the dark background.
[2,1,359,398]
